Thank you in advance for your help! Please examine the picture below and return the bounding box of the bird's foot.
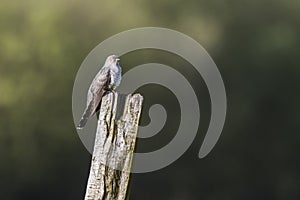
[107,88,116,94]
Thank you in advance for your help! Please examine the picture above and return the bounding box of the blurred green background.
[0,0,299,199]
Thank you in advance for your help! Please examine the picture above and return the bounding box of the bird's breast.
[109,67,122,89]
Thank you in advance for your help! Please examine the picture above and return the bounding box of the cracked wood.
[84,92,143,200]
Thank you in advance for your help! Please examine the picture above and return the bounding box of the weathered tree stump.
[84,92,143,200]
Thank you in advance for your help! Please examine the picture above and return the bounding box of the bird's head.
[106,55,120,65]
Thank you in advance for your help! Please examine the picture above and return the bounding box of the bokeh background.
[0,0,299,199]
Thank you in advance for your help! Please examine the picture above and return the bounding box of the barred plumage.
[77,55,122,129]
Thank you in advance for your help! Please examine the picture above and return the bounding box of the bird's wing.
[88,67,111,116]
[77,67,111,129]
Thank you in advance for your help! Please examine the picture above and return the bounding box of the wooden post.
[84,92,143,200]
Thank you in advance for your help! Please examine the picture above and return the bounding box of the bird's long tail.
[77,102,94,129]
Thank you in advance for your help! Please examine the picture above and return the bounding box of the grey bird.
[77,55,122,129]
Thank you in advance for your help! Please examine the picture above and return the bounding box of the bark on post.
[84,92,143,200]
